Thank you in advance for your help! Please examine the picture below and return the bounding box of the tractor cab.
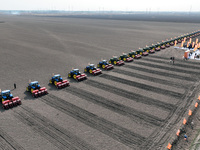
[71,69,81,75]
[1,90,13,101]
[87,64,96,70]
[52,74,63,82]
[102,60,109,65]
[30,81,40,90]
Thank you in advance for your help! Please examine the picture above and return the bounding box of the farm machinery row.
[1,31,199,110]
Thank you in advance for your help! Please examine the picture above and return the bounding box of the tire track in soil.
[84,80,176,111]
[0,127,25,150]
[142,81,200,150]
[143,57,200,70]
[100,73,183,98]
[150,55,200,65]
[112,68,187,88]
[64,86,164,126]
[133,61,200,75]
[40,94,145,149]
[123,64,195,81]
[14,106,95,150]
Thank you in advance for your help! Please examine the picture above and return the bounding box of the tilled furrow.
[99,73,183,98]
[41,94,145,148]
[150,55,200,65]
[0,127,25,150]
[14,106,95,150]
[64,86,164,126]
[133,61,200,74]
[124,64,195,81]
[143,57,200,70]
[85,80,176,111]
[112,68,187,88]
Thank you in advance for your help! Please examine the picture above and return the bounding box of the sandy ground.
[0,15,200,150]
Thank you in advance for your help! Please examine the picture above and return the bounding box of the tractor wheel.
[84,68,87,72]
[54,81,57,86]
[119,57,121,60]
[89,69,93,74]
[114,61,117,65]
[2,98,4,103]
[132,55,135,58]
[109,61,111,64]
[97,64,100,68]
[49,80,52,84]
[140,52,143,55]
[31,88,34,93]
[68,73,71,78]
[73,74,76,79]
[147,50,149,53]
[26,87,29,92]
[102,65,105,69]
[128,54,130,57]
[123,58,126,61]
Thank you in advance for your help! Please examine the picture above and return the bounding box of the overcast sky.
[1,0,200,12]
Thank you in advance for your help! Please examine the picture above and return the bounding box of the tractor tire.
[114,61,117,65]
[26,87,29,92]
[54,81,57,86]
[97,64,100,68]
[140,52,143,55]
[68,73,71,78]
[147,50,149,53]
[119,57,121,60]
[84,68,87,72]
[89,69,93,74]
[109,61,111,64]
[128,54,130,57]
[49,80,52,84]
[2,98,4,102]
[123,58,126,61]
[31,88,34,94]
[132,55,135,58]
[102,65,105,69]
[73,74,76,79]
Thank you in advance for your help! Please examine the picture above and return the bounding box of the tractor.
[143,46,155,53]
[154,43,161,51]
[109,56,125,66]
[136,48,149,56]
[68,69,87,81]
[128,50,141,59]
[159,42,166,49]
[119,53,133,62]
[49,74,69,89]
[164,40,170,48]
[0,90,21,109]
[26,81,48,98]
[97,60,114,70]
[84,64,102,75]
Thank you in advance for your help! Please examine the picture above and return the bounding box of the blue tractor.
[68,69,87,81]
[26,81,48,98]
[97,60,114,70]
[84,64,102,75]
[49,74,69,89]
[0,90,21,109]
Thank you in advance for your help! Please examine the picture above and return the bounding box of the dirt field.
[0,14,200,150]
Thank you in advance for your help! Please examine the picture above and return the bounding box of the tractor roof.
[89,64,95,66]
[102,60,107,62]
[73,69,79,71]
[31,81,39,84]
[2,90,10,94]
[54,74,61,77]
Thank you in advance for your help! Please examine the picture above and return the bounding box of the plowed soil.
[0,14,200,150]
